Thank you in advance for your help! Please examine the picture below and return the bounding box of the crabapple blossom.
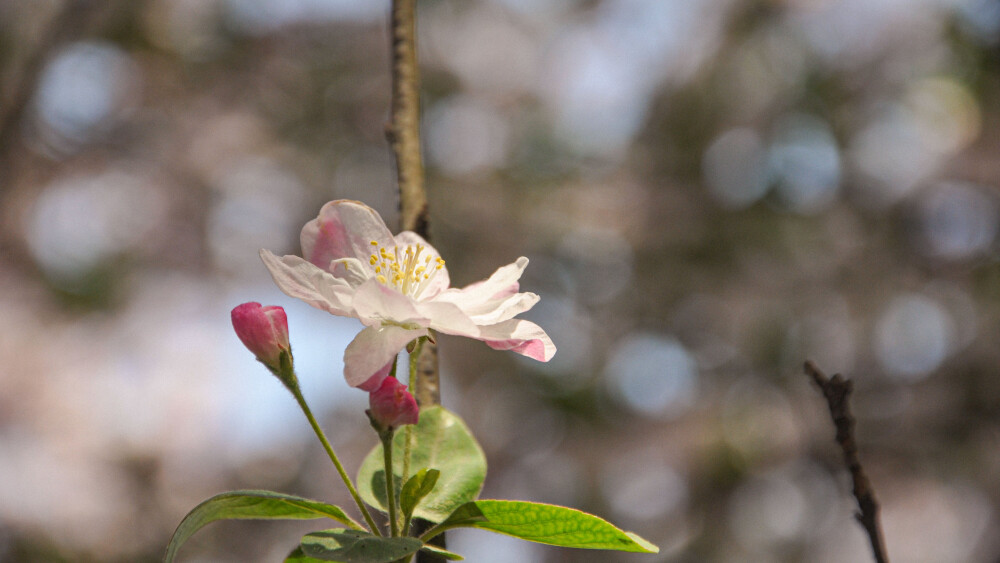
[259,200,555,390]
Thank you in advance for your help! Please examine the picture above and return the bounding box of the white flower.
[260,200,556,390]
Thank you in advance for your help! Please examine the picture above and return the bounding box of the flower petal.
[260,250,354,316]
[416,300,479,337]
[357,361,395,392]
[300,200,395,269]
[344,325,427,388]
[451,291,540,324]
[435,257,528,311]
[476,319,556,362]
[352,278,430,327]
[394,231,450,298]
[329,257,371,288]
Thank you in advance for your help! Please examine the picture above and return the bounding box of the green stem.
[289,385,382,536]
[401,338,423,489]
[380,430,400,537]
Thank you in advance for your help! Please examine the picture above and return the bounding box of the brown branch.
[389,0,428,237]
[387,0,439,410]
[804,361,889,563]
[387,2,442,559]
[388,0,439,408]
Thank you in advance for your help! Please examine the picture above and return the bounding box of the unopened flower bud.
[367,376,419,432]
[231,302,292,377]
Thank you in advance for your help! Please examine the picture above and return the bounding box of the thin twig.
[389,0,428,237]
[387,2,444,559]
[804,361,889,563]
[387,0,439,410]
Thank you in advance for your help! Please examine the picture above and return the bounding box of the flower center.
[368,240,445,299]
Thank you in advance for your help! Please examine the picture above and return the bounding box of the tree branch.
[387,2,442,559]
[388,0,439,408]
[389,0,428,237]
[803,360,889,563]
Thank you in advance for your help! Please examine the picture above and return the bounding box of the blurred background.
[2,0,1000,561]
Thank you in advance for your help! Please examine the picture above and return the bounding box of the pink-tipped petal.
[358,361,395,392]
[300,200,395,269]
[477,319,556,362]
[343,325,427,388]
[260,250,354,316]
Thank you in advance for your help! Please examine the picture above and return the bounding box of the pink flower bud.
[368,376,419,430]
[231,302,290,372]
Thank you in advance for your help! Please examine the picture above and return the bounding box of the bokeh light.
[34,41,139,150]
[604,333,697,419]
[875,293,954,381]
[703,128,769,209]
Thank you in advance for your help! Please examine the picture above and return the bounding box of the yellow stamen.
[368,242,447,298]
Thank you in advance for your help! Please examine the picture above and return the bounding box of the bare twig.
[387,0,439,409]
[387,2,442,559]
[804,361,889,563]
[389,0,428,238]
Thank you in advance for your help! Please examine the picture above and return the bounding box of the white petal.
[455,291,540,324]
[329,257,371,288]
[343,325,427,388]
[260,250,354,316]
[416,300,479,337]
[352,278,429,327]
[300,200,395,270]
[435,257,528,310]
[476,319,556,362]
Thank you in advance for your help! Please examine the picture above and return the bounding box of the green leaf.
[426,500,659,553]
[358,406,486,523]
[419,544,464,560]
[400,468,440,522]
[300,529,422,562]
[164,490,365,563]
[285,546,326,562]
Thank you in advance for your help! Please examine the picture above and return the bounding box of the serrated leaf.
[358,406,486,523]
[400,468,440,521]
[300,529,422,562]
[426,500,659,553]
[164,490,364,563]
